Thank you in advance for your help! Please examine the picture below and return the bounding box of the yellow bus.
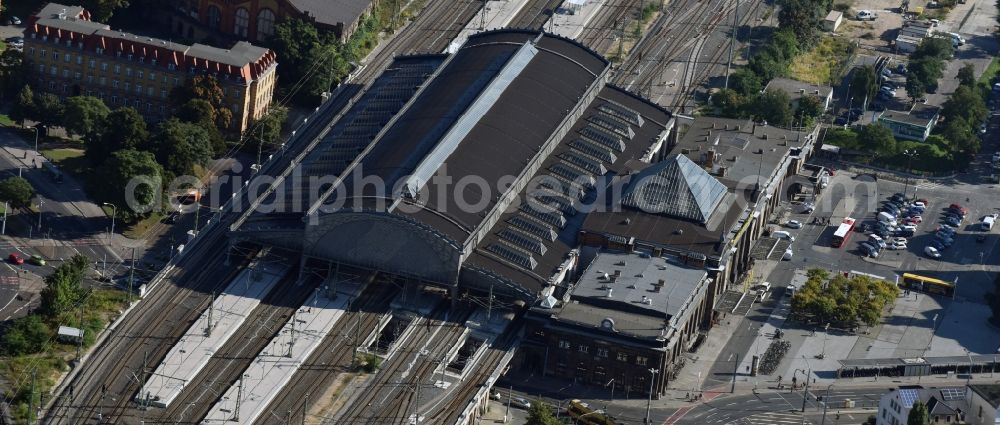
[900,273,954,296]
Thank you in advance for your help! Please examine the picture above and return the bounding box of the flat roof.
[970,384,1000,408]
[572,251,708,319]
[879,104,940,127]
[765,78,834,102]
[288,0,374,28]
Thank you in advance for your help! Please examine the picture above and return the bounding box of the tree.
[0,177,35,208]
[79,0,130,22]
[84,107,149,165]
[525,401,562,425]
[0,315,52,356]
[913,36,954,61]
[150,119,214,178]
[957,62,976,87]
[795,95,825,126]
[62,96,110,137]
[265,18,338,104]
[712,88,748,118]
[730,69,762,97]
[0,48,26,99]
[777,0,823,48]
[748,49,787,82]
[33,93,65,128]
[170,75,233,131]
[850,65,879,105]
[10,85,35,127]
[97,149,163,218]
[907,400,930,425]
[40,254,90,317]
[175,99,226,155]
[857,124,897,154]
[752,89,794,126]
[770,29,800,60]
[941,116,980,156]
[905,75,926,103]
[246,106,289,153]
[942,85,987,127]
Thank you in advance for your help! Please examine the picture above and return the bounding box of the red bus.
[831,217,856,248]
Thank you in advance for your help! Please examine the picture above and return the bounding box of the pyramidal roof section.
[621,154,728,223]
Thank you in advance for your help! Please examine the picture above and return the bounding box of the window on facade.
[152,59,157,66]
[88,59,95,69]
[139,57,145,64]
[64,53,70,63]
[136,84,142,94]
[636,356,648,366]
[52,51,58,60]
[127,54,133,61]
[65,39,71,47]
[76,55,82,64]
[62,83,68,94]
[111,95,117,104]
[559,340,571,350]
[160,89,167,98]
[116,51,122,58]
[133,100,140,108]
[257,9,276,41]
[48,81,55,90]
[98,92,104,100]
[597,347,608,357]
[73,72,81,80]
[126,68,132,77]
[173,77,180,86]
[616,352,628,362]
[146,103,152,111]
[114,64,120,74]
[149,72,156,81]
[168,63,176,71]
[159,105,165,114]
[206,5,222,30]
[234,8,249,37]
[87,75,94,84]
[100,77,106,85]
[578,345,589,354]
[138,71,143,80]
[38,64,45,73]
[101,63,108,71]
[112,80,119,88]
[125,82,130,91]
[62,68,69,78]
[28,47,35,56]
[96,47,103,54]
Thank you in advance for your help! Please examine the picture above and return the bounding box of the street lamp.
[644,368,659,424]
[820,383,835,425]
[31,126,39,153]
[902,149,918,199]
[102,203,117,244]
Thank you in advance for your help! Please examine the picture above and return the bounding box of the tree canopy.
[0,49,26,99]
[956,62,976,87]
[857,124,897,155]
[11,85,34,126]
[525,401,562,425]
[40,255,90,317]
[170,75,233,131]
[84,107,149,165]
[777,0,824,48]
[0,176,35,208]
[907,400,930,425]
[850,65,879,104]
[730,69,763,97]
[96,149,163,218]
[33,93,65,128]
[62,96,111,137]
[790,269,899,326]
[752,89,794,126]
[150,119,215,178]
[0,315,52,356]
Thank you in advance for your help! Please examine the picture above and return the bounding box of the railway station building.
[520,250,712,398]
[229,29,676,305]
[168,0,379,43]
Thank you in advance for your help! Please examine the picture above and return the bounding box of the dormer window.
[139,57,145,64]
[65,39,71,47]
[167,63,176,71]
[151,59,157,66]
[42,35,48,41]
[127,54,133,61]
[116,51,122,57]
[96,47,104,54]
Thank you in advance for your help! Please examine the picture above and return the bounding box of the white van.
[772,231,795,241]
[878,211,896,223]
[781,248,794,261]
[869,234,886,248]
[983,215,996,231]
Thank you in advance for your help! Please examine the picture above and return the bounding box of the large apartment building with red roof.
[22,3,278,133]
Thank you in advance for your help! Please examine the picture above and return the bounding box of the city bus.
[900,273,955,297]
[831,217,857,248]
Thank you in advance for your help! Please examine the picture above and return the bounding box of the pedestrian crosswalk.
[731,411,810,425]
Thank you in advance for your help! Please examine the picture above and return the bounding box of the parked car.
[894,229,915,237]
[6,16,21,25]
[856,10,878,20]
[896,64,908,74]
[860,242,880,257]
[924,246,942,258]
[943,217,962,227]
[508,397,531,410]
[8,253,23,265]
[28,255,45,266]
[929,239,947,250]
[887,240,907,250]
[785,220,803,229]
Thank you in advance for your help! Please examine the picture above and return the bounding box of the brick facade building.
[23,3,277,133]
[170,0,378,44]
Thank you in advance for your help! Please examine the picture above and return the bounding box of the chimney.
[606,288,614,298]
[657,279,666,286]
[799,88,805,94]
[706,149,716,169]
[614,269,622,277]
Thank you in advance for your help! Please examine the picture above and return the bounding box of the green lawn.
[979,57,1000,86]
[0,114,14,127]
[123,212,163,240]
[40,148,91,179]
[789,36,855,85]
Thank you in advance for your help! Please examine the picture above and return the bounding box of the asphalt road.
[675,386,886,424]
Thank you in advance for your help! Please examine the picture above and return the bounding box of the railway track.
[355,0,482,85]
[507,0,564,30]
[577,0,642,55]
[43,239,260,425]
[250,279,400,425]
[152,272,310,423]
[332,303,476,424]
[671,0,765,109]
[430,325,520,424]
